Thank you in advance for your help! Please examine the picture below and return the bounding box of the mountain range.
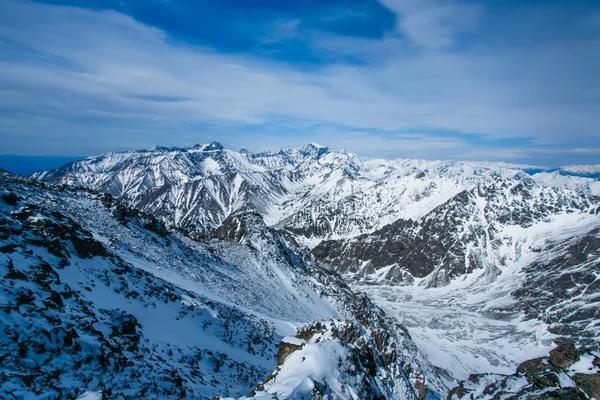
[1,142,599,399]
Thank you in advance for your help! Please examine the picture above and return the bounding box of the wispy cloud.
[378,0,480,49]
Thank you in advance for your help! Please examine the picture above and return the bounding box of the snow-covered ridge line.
[34,141,599,179]
[559,164,600,175]
[33,142,599,247]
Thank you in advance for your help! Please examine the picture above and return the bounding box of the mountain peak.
[299,142,330,159]
[191,142,224,152]
[147,145,182,152]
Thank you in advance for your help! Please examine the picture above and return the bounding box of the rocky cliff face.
[314,178,596,285]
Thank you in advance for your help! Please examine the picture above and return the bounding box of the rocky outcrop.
[550,342,580,369]
[572,373,600,399]
[276,340,304,366]
[448,344,599,400]
[250,318,445,400]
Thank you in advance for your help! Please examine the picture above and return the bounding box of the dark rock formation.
[449,344,597,400]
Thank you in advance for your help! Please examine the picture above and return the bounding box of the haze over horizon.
[1,0,599,167]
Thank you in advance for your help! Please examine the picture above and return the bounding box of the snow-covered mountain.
[34,142,599,243]
[532,170,600,195]
[1,169,445,399]
[32,143,600,389]
[555,164,600,179]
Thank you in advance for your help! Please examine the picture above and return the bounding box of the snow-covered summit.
[192,141,225,151]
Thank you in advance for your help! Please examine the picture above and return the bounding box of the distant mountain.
[556,164,600,179]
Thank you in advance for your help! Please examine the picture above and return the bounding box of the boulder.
[527,387,586,400]
[517,357,548,375]
[549,343,580,369]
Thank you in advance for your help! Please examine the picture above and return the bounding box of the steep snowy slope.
[1,170,445,399]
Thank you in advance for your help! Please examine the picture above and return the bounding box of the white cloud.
[377,0,480,49]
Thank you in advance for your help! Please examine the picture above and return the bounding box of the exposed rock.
[526,387,586,400]
[529,371,560,390]
[414,380,428,400]
[572,373,600,399]
[549,342,580,369]
[276,341,303,366]
[1,192,20,206]
[449,345,596,400]
[296,321,327,341]
[70,233,108,259]
[517,357,548,375]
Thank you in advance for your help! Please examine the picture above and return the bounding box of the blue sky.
[0,0,599,166]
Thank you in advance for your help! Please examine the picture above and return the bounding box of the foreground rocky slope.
[1,170,445,399]
[0,186,274,398]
